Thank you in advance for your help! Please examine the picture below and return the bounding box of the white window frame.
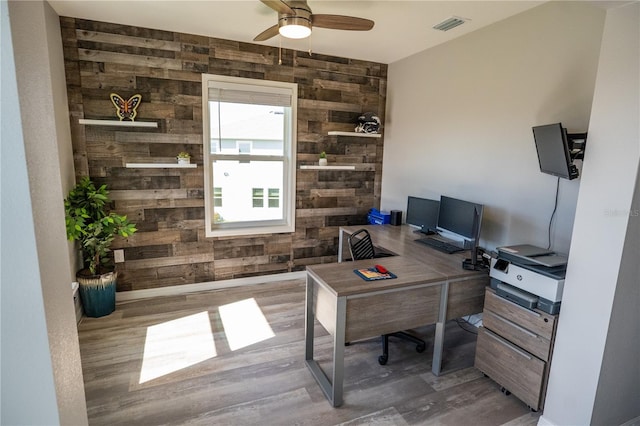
[202,74,297,238]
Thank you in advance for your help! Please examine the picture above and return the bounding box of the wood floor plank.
[338,407,409,426]
[420,367,485,392]
[78,278,535,425]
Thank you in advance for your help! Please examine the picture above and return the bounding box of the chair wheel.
[378,355,388,365]
[416,343,426,353]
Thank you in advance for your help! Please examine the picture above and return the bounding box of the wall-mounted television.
[532,122,579,180]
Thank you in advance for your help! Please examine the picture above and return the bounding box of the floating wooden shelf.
[327,131,381,138]
[300,165,356,170]
[79,119,158,128]
[125,163,197,168]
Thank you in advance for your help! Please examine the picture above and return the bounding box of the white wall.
[592,165,640,425]
[542,2,640,425]
[383,1,605,254]
[1,1,59,422]
[2,1,88,424]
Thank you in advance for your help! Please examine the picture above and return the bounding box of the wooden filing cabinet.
[475,288,558,411]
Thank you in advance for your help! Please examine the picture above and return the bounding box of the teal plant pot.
[77,271,117,318]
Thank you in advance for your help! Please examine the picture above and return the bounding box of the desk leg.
[432,281,449,376]
[304,274,346,407]
[331,297,347,406]
[304,273,315,361]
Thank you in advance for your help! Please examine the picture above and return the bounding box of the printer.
[489,244,567,314]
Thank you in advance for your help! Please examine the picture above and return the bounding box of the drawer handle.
[486,311,538,338]
[497,294,541,317]
[484,328,532,360]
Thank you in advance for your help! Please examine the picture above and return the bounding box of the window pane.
[252,188,264,208]
[213,187,222,207]
[209,102,284,156]
[268,188,280,208]
[212,160,283,223]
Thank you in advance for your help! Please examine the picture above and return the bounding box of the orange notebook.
[353,267,397,281]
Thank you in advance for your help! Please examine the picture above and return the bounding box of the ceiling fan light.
[278,14,312,39]
[279,24,311,39]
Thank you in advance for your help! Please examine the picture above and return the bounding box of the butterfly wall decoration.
[109,93,142,121]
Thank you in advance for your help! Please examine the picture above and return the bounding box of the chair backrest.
[348,229,375,261]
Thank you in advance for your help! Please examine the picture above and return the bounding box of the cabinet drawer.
[485,288,556,341]
[475,327,545,410]
[483,310,551,361]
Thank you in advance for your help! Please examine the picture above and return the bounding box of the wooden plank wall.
[61,17,387,291]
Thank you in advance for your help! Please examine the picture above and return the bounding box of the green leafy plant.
[64,177,137,275]
[177,151,191,159]
[319,151,327,159]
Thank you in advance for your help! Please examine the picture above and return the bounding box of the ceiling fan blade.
[311,14,374,31]
[260,0,294,15]
[253,24,280,41]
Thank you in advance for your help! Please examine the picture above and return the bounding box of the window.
[252,188,264,208]
[250,188,280,209]
[202,74,297,237]
[213,187,222,207]
[268,188,279,208]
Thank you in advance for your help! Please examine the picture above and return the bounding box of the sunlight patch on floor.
[219,298,275,351]
[139,311,216,384]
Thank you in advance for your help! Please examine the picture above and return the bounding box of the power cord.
[455,315,481,335]
[547,177,560,250]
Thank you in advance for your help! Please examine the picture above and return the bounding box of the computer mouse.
[375,264,388,274]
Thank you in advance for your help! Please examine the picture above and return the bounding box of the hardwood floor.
[77,279,541,425]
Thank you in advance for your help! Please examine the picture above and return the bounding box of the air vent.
[433,16,467,32]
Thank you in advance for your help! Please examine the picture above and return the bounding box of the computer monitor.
[436,195,483,243]
[405,196,439,233]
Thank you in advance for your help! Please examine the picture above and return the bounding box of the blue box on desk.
[368,208,391,225]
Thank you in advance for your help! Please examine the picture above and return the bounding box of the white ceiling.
[49,1,548,64]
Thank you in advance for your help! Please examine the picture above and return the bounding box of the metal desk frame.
[304,225,486,407]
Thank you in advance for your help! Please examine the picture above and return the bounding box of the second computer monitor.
[406,196,440,233]
[436,195,483,242]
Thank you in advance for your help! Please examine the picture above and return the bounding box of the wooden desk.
[305,225,487,407]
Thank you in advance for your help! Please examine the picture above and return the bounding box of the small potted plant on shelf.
[64,177,137,317]
[319,151,328,166]
[177,151,191,164]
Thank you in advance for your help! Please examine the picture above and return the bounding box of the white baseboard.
[539,413,639,426]
[537,416,556,426]
[115,270,307,302]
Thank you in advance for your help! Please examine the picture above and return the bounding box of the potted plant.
[177,151,191,164]
[319,151,328,166]
[64,177,137,317]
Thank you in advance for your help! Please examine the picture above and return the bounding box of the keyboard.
[415,237,464,254]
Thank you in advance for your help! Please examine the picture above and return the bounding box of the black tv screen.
[532,123,576,180]
[406,196,439,232]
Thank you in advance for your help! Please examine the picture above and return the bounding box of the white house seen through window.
[202,74,297,237]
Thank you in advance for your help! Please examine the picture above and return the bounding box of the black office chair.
[347,228,426,365]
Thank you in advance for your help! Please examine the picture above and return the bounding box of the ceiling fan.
[254,0,375,41]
